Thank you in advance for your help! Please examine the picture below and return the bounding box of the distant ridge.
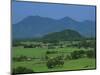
[13,16,96,39]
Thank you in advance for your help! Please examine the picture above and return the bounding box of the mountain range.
[13,16,96,39]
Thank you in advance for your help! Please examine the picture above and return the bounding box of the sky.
[12,1,96,24]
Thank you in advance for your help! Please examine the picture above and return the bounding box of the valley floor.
[12,47,96,73]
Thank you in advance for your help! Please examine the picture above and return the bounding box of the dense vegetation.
[12,67,34,75]
[42,29,83,41]
[12,29,96,74]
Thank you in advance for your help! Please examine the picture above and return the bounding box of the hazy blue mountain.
[13,16,96,39]
[60,17,96,38]
[13,16,66,39]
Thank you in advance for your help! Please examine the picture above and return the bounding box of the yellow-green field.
[12,47,96,73]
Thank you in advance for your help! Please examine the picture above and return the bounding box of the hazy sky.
[12,1,96,24]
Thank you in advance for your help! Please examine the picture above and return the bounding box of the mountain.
[13,16,66,39]
[59,17,96,38]
[41,29,83,41]
[13,16,96,39]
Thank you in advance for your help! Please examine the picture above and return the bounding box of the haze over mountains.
[13,16,96,39]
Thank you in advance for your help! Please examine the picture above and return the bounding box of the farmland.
[12,40,96,74]
[12,1,96,74]
[12,29,96,74]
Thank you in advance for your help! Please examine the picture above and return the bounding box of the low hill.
[37,29,83,42]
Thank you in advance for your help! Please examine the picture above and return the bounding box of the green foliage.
[13,41,21,47]
[13,56,28,62]
[71,50,85,59]
[86,50,96,58]
[46,51,58,54]
[12,66,34,74]
[42,29,82,41]
[12,39,96,72]
[48,45,55,49]
[78,40,96,48]
[24,44,33,48]
[65,54,72,60]
[46,55,64,69]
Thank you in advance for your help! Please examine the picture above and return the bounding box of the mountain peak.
[13,16,95,39]
[59,17,78,24]
[23,15,43,20]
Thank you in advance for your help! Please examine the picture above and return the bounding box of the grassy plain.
[12,47,96,72]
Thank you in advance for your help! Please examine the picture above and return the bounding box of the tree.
[46,56,64,69]
[46,58,56,68]
[86,50,96,58]
[71,50,85,59]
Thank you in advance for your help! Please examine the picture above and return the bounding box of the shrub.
[13,56,28,62]
[46,51,58,54]
[24,44,33,48]
[65,54,72,60]
[48,45,55,49]
[12,67,34,74]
